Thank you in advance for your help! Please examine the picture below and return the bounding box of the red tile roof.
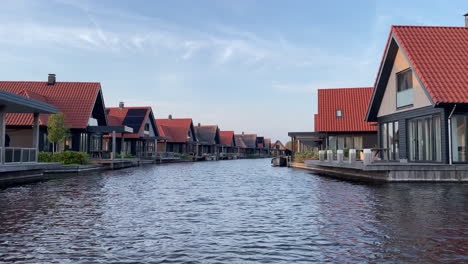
[386,26,468,104]
[0,81,101,128]
[219,131,234,146]
[106,106,153,138]
[315,88,377,132]
[156,118,193,143]
[273,140,287,150]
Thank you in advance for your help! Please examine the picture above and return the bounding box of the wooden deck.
[293,160,468,182]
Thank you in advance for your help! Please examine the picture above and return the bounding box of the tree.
[285,141,292,150]
[47,112,69,153]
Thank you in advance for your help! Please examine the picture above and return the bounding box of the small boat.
[271,156,288,167]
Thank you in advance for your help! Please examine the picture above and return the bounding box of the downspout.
[448,104,457,165]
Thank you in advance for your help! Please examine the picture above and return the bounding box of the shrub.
[38,151,89,165]
[177,153,192,160]
[294,151,319,163]
[38,152,54,163]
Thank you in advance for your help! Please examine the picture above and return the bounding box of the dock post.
[363,149,372,166]
[319,150,325,162]
[349,149,356,164]
[327,150,333,162]
[337,150,343,163]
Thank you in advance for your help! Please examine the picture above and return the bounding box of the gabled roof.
[367,26,468,121]
[315,88,377,132]
[156,118,195,143]
[194,125,220,145]
[273,140,287,150]
[106,106,158,138]
[0,81,103,128]
[234,134,247,148]
[219,131,235,146]
[238,134,257,148]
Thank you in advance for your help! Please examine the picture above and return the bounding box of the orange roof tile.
[315,88,377,132]
[0,81,101,128]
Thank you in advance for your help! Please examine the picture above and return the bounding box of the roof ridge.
[392,25,468,29]
[0,81,101,84]
[318,87,373,91]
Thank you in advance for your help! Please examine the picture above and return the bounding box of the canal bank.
[289,160,468,182]
[0,159,465,263]
[0,155,272,187]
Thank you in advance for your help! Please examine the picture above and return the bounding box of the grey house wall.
[377,106,449,163]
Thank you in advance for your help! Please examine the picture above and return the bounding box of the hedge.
[39,151,90,165]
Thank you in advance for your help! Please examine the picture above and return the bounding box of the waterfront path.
[0,159,466,263]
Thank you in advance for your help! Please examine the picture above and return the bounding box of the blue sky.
[0,0,465,143]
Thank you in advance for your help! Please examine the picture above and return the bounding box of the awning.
[87,126,134,133]
[0,90,57,114]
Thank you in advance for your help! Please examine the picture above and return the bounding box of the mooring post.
[327,150,333,162]
[319,150,325,162]
[337,150,343,163]
[363,149,372,166]
[349,149,356,164]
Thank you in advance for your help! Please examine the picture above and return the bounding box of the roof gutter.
[448,104,457,165]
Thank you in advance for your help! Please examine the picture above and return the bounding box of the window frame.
[396,68,414,109]
[407,114,442,163]
[336,109,342,118]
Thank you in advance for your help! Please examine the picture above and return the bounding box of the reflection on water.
[0,159,466,263]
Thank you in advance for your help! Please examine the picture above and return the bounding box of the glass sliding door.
[408,115,442,162]
[380,121,399,160]
[451,115,466,162]
[434,116,441,161]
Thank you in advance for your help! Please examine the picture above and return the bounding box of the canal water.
[0,159,466,263]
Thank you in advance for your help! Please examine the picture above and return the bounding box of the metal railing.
[0,147,37,163]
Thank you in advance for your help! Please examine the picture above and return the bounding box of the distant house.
[234,134,247,155]
[237,133,257,154]
[271,140,289,156]
[219,131,236,154]
[106,103,159,158]
[156,116,197,154]
[0,74,109,153]
[366,25,468,163]
[315,88,378,151]
[264,138,272,155]
[194,124,220,156]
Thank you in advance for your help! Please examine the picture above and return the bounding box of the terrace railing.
[0,147,37,163]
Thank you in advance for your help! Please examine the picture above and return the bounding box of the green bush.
[177,153,192,160]
[39,151,89,165]
[294,151,319,163]
[38,152,54,163]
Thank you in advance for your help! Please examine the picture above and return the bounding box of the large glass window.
[408,115,442,162]
[345,136,353,149]
[451,115,466,162]
[79,133,88,153]
[337,136,345,150]
[328,136,336,150]
[397,69,413,108]
[354,136,363,150]
[381,121,399,160]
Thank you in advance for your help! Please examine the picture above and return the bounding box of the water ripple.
[0,159,467,263]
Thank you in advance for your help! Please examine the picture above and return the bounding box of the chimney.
[119,102,124,109]
[465,13,468,27]
[47,74,56,85]
[168,114,172,120]
[198,123,201,127]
